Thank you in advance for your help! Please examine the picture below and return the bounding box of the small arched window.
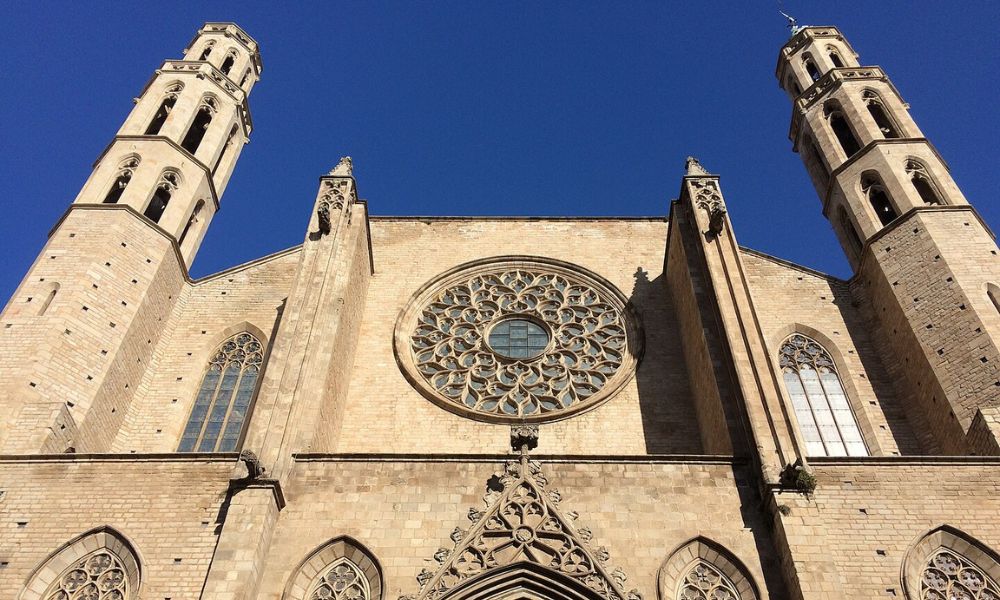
[824,102,861,158]
[178,332,264,452]
[905,159,944,205]
[37,282,59,316]
[198,41,215,61]
[239,68,252,88]
[103,156,140,204]
[179,199,205,248]
[838,206,863,257]
[145,83,183,136]
[863,90,900,138]
[828,46,845,68]
[220,50,238,76]
[779,334,867,457]
[145,170,180,223]
[861,172,898,226]
[181,96,218,155]
[803,54,821,82]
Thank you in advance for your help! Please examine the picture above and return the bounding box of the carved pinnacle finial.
[511,425,539,464]
[685,156,709,177]
[329,156,353,176]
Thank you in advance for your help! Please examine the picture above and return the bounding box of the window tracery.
[920,549,1000,600]
[178,332,263,452]
[779,334,867,457]
[144,170,180,223]
[863,90,900,138]
[861,173,898,226]
[677,561,742,600]
[198,41,215,61]
[307,558,370,600]
[181,96,219,155]
[905,159,944,206]
[42,549,130,600]
[398,258,642,423]
[145,83,183,136]
[103,157,139,205]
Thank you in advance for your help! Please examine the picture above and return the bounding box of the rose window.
[395,257,642,422]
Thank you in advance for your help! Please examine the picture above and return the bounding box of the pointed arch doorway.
[439,562,608,600]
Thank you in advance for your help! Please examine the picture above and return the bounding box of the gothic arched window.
[198,41,215,61]
[824,102,861,158]
[179,199,205,248]
[23,527,140,600]
[43,549,131,600]
[307,558,370,600]
[779,334,867,457]
[920,549,1000,599]
[213,124,239,174]
[178,332,263,452]
[220,50,238,76]
[677,561,743,600]
[828,46,845,68]
[861,172,898,226]
[803,55,821,82]
[181,96,218,155]
[145,83,183,136]
[144,170,180,223]
[838,206,863,257]
[905,159,944,205]
[103,156,140,204]
[863,90,900,139]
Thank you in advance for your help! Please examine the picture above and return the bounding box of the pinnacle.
[329,156,353,177]
[684,156,710,176]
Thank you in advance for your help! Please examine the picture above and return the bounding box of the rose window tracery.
[44,550,129,600]
[396,258,642,423]
[920,549,1000,600]
[677,561,741,600]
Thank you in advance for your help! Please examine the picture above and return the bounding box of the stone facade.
[1,21,999,600]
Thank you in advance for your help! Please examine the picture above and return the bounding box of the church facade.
[1,21,999,600]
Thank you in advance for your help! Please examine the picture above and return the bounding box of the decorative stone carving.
[309,558,371,600]
[396,257,643,423]
[510,424,539,451]
[42,550,130,600]
[315,178,354,236]
[689,179,727,235]
[677,560,743,600]
[239,449,265,479]
[920,549,1000,600]
[330,156,353,177]
[684,156,709,176]
[408,458,641,600]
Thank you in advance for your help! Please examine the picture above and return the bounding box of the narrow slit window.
[780,334,868,457]
[839,207,863,257]
[212,125,239,174]
[905,159,944,205]
[178,332,263,453]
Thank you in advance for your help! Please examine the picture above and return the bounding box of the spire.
[684,156,710,176]
[329,156,353,176]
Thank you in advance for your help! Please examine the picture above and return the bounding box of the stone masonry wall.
[0,456,234,598]
[338,218,701,456]
[256,458,783,599]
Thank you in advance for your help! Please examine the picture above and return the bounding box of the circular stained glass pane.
[488,318,549,360]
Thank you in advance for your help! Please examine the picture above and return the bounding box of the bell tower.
[0,23,261,453]
[778,26,1000,453]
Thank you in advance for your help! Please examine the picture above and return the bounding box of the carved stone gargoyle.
[239,449,266,480]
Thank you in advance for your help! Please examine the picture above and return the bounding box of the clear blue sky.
[1,2,997,302]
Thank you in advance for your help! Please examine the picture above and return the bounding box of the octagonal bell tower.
[778,26,1000,454]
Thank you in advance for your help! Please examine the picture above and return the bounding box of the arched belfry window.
[827,46,845,68]
[198,41,215,61]
[861,172,898,226]
[178,332,263,452]
[824,102,861,158]
[905,159,944,205]
[103,156,140,204]
[863,90,900,138]
[803,54,821,82]
[838,206,863,257]
[145,83,183,136]
[220,50,238,76]
[779,334,867,457]
[181,96,218,155]
[179,199,205,248]
[144,170,180,223]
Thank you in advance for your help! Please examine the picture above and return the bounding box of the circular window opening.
[487,317,550,360]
